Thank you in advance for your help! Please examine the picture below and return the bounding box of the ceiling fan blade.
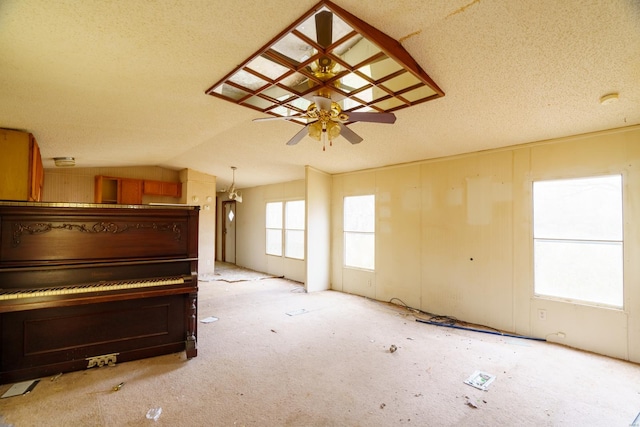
[339,124,364,145]
[286,125,310,146]
[253,115,305,122]
[313,95,332,111]
[315,11,333,48]
[345,111,397,124]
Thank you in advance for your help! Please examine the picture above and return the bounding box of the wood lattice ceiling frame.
[205,0,444,123]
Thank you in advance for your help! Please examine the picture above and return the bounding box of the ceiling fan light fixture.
[327,120,341,139]
[308,122,323,141]
[227,166,243,203]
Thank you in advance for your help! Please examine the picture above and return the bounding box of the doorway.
[222,200,236,264]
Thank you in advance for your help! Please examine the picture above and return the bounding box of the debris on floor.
[464,370,496,391]
[146,407,162,421]
[464,395,479,408]
[50,373,63,382]
[1,379,40,399]
[285,308,309,316]
[113,382,125,392]
[389,344,398,353]
[200,316,218,323]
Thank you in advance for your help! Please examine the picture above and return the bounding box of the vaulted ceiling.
[1,0,638,191]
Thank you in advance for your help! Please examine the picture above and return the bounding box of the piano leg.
[185,292,197,358]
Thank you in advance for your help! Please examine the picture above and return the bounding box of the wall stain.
[447,0,481,18]
[399,30,422,44]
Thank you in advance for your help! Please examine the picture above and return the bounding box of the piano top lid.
[0,201,200,210]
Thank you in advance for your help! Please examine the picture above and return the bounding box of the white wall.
[330,125,640,362]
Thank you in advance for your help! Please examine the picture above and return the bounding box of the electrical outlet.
[537,309,546,321]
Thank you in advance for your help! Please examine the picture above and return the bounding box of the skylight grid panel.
[357,56,404,81]
[337,36,382,67]
[269,104,306,118]
[245,55,291,81]
[399,85,439,103]
[271,32,315,66]
[285,97,312,112]
[206,0,444,145]
[380,72,422,92]
[279,72,320,95]
[227,69,270,92]
[242,95,276,111]
[260,85,297,104]
[210,82,251,102]
[372,96,406,111]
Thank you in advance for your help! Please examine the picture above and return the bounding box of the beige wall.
[305,166,331,292]
[329,125,640,362]
[43,165,182,204]
[179,168,217,278]
[228,180,306,283]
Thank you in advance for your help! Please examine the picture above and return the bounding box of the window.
[285,200,305,259]
[265,200,305,259]
[344,194,375,270]
[265,202,283,256]
[533,175,623,307]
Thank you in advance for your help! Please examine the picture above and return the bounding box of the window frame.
[265,199,305,260]
[284,200,305,260]
[532,174,624,309]
[343,194,375,271]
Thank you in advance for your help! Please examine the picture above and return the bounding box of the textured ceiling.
[1,0,639,191]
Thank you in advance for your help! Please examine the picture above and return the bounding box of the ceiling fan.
[253,95,396,149]
[226,166,243,203]
[252,9,397,149]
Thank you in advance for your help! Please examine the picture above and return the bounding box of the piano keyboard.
[0,276,186,300]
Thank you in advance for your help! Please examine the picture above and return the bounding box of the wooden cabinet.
[120,179,143,204]
[143,180,182,198]
[95,176,143,204]
[95,176,181,204]
[0,129,43,202]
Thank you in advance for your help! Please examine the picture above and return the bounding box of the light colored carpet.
[199,262,282,282]
[1,265,639,426]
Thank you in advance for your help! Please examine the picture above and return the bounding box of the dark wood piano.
[0,202,199,384]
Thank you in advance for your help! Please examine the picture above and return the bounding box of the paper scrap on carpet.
[1,379,40,398]
[464,370,495,391]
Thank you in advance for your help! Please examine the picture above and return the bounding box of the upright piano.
[0,202,199,384]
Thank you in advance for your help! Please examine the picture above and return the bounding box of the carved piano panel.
[0,206,195,265]
[0,202,199,384]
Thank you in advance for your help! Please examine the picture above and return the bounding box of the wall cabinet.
[0,129,43,202]
[95,176,143,204]
[95,176,181,204]
[143,180,182,198]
